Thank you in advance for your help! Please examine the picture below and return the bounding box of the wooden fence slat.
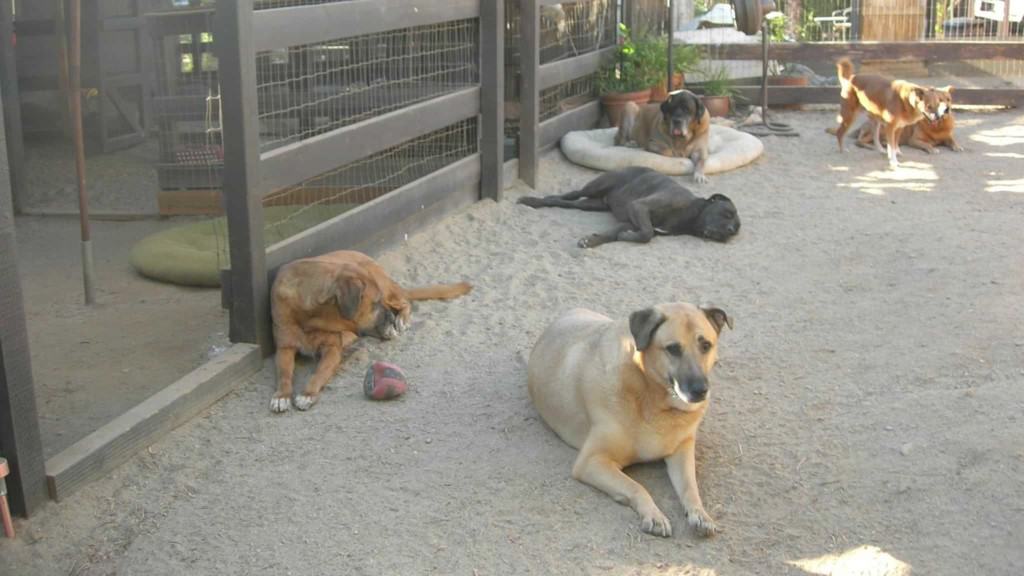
[480,0,505,200]
[519,0,540,188]
[257,87,480,198]
[728,85,1024,107]
[704,41,1024,63]
[252,0,480,52]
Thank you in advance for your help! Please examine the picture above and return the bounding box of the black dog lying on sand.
[518,166,740,248]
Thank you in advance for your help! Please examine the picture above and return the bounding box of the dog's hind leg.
[572,449,672,537]
[578,223,631,248]
[617,203,656,243]
[835,98,860,152]
[294,332,355,411]
[271,347,298,413]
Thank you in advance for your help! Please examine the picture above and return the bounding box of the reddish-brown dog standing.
[827,86,961,154]
[270,250,471,412]
[833,58,952,168]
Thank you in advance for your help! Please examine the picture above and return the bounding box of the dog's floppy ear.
[629,307,666,351]
[334,276,365,319]
[911,86,926,104]
[694,94,706,120]
[660,96,673,115]
[702,306,733,334]
[940,85,954,95]
[708,193,731,203]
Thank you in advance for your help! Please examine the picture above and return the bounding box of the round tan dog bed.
[560,125,764,176]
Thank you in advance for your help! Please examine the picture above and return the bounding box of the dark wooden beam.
[0,89,47,517]
[216,0,271,351]
[728,85,1024,108]
[0,0,26,214]
[252,0,479,53]
[480,0,505,201]
[519,0,540,188]
[704,41,1024,63]
[46,344,262,501]
[265,154,480,272]
[258,87,480,198]
[538,45,616,90]
[539,99,601,150]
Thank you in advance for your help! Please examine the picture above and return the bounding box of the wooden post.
[0,88,48,517]
[519,0,539,188]
[215,0,271,353]
[0,0,26,215]
[851,0,862,40]
[480,0,505,200]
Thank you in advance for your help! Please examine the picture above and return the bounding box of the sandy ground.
[14,216,228,457]
[2,110,1023,575]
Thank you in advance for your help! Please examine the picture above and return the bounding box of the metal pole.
[66,0,95,304]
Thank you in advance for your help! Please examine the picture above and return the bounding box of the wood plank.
[252,0,480,53]
[265,154,480,271]
[216,0,271,351]
[11,19,55,36]
[0,0,26,214]
[704,41,1024,63]
[45,344,262,501]
[519,0,540,188]
[480,0,505,201]
[102,16,143,31]
[539,99,601,150]
[503,158,519,189]
[728,85,1024,107]
[538,45,615,90]
[0,88,47,517]
[257,87,480,198]
[144,9,214,39]
[157,189,224,216]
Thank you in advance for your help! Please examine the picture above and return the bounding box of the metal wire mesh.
[539,0,617,63]
[254,19,479,152]
[260,118,479,241]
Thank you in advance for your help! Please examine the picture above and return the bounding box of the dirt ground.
[14,216,228,457]
[1,110,1022,575]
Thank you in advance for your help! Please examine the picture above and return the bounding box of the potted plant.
[699,65,735,117]
[596,24,662,127]
[649,39,703,102]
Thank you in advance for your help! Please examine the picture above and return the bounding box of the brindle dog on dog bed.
[518,167,740,248]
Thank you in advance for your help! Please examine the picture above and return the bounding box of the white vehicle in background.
[973,0,1024,26]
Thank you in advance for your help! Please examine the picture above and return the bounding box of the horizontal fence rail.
[252,0,480,52]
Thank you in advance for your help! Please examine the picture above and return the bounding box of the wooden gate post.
[481,0,505,200]
[519,0,539,188]
[0,88,47,517]
[215,0,271,353]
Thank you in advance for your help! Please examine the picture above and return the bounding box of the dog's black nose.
[686,377,708,402]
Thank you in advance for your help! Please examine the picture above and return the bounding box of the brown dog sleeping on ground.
[270,250,471,412]
[527,302,731,537]
[615,90,711,184]
[833,58,952,168]
[826,87,962,154]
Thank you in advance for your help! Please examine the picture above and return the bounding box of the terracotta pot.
[649,73,686,103]
[601,88,653,127]
[767,75,809,110]
[702,95,731,118]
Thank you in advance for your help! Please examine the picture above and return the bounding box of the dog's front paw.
[693,173,709,185]
[951,144,964,152]
[270,395,292,413]
[686,508,718,537]
[638,505,673,538]
[578,235,598,249]
[926,147,939,155]
[294,394,318,411]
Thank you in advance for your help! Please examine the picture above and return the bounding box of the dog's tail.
[404,282,472,301]
[837,58,855,98]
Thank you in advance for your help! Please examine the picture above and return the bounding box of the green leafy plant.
[648,37,703,79]
[766,12,789,42]
[700,65,736,97]
[595,24,663,94]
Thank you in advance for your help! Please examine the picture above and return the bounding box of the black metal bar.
[252,0,480,53]
[667,0,674,93]
[215,0,271,352]
[537,45,616,90]
[265,154,481,272]
[519,0,539,188]
[257,87,480,198]
[480,0,505,201]
[0,88,47,517]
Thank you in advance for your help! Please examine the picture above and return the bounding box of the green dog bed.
[130,204,356,288]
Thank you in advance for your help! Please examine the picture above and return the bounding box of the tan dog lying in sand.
[527,302,731,537]
[270,250,471,412]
